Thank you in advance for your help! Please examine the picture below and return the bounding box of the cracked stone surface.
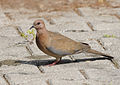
[0,0,120,85]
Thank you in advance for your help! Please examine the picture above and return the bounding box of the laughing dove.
[30,19,118,67]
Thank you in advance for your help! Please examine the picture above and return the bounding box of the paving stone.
[61,30,120,44]
[52,80,85,85]
[0,36,24,49]
[74,60,114,69]
[48,15,91,32]
[78,7,120,31]
[42,66,84,80]
[78,7,120,17]
[78,7,100,17]
[86,15,119,23]
[0,46,30,58]
[4,74,47,85]
[0,26,20,37]
[85,68,120,85]
[0,36,30,58]
[0,9,10,27]
[3,67,84,85]
[0,64,40,74]
[91,21,120,30]
[0,1,120,85]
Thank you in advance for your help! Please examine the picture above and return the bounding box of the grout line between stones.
[79,69,89,80]
[86,22,95,31]
[4,12,14,20]
[26,44,34,56]
[44,17,56,25]
[114,14,120,20]
[3,74,11,85]
[37,66,45,73]
[69,55,76,62]
[96,39,106,50]
[110,59,120,69]
[46,79,53,85]
[82,83,89,85]
[73,8,84,16]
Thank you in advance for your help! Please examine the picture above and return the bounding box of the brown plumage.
[30,19,119,67]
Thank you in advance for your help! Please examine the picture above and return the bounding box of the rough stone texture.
[4,74,47,85]
[0,76,8,85]
[0,0,120,85]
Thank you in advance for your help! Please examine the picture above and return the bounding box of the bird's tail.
[86,49,113,59]
[86,49,119,69]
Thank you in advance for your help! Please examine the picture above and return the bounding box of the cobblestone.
[0,1,120,85]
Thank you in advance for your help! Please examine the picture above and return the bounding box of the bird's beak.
[30,26,34,30]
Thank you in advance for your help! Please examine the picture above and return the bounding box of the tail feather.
[86,49,119,69]
[86,49,113,59]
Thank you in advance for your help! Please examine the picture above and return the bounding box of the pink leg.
[47,58,61,66]
[48,60,60,66]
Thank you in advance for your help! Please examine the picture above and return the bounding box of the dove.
[29,19,119,68]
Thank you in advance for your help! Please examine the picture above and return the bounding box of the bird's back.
[46,31,90,55]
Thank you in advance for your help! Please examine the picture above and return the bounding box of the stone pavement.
[0,2,120,85]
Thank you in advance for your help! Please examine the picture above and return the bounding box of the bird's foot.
[46,60,60,66]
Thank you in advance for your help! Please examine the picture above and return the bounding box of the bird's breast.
[36,35,59,57]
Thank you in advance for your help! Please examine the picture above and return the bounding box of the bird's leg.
[47,57,62,66]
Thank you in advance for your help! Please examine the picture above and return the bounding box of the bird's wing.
[45,31,88,56]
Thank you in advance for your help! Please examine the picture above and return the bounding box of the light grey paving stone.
[48,16,91,32]
[0,36,30,58]
[78,7,100,17]
[52,80,86,85]
[0,36,25,49]
[78,7,120,31]
[0,64,40,74]
[0,56,23,62]
[4,74,47,85]
[78,7,120,17]
[42,66,84,80]
[86,15,120,23]
[52,79,117,85]
[3,67,84,85]
[0,46,30,57]
[85,79,118,85]
[91,21,120,30]
[85,68,120,85]
[52,79,114,85]
[62,30,120,42]
[93,8,116,15]
[74,60,114,69]
[0,76,8,85]
[0,9,10,27]
[0,26,20,37]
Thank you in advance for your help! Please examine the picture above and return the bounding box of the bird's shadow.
[15,57,109,66]
[0,55,110,67]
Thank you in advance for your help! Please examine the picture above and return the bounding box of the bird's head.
[30,19,46,31]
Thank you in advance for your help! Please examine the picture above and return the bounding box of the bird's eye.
[37,22,40,25]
